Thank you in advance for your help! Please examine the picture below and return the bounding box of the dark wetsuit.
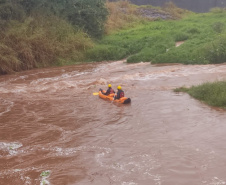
[115,89,124,99]
[102,87,115,95]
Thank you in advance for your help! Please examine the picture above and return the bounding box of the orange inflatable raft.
[99,90,131,104]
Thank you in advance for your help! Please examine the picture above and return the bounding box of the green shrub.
[127,53,143,63]
[212,22,225,33]
[152,50,189,64]
[186,27,200,34]
[85,45,127,62]
[199,34,226,64]
[127,43,171,63]
[176,81,226,109]
[65,0,109,38]
[173,31,189,41]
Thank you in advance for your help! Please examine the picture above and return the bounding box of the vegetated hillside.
[105,1,189,34]
[0,0,108,75]
[2,0,226,75]
[85,1,189,62]
[87,4,226,65]
[0,0,194,75]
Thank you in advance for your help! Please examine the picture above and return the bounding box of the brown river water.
[1,60,226,185]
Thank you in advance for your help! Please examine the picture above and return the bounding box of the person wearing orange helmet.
[114,85,124,100]
[100,84,115,95]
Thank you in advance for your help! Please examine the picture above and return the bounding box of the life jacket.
[119,90,124,98]
[109,88,115,94]
[117,90,124,99]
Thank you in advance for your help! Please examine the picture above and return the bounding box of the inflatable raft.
[99,90,131,104]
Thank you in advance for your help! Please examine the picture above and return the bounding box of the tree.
[0,1,25,21]
[0,0,109,38]
[64,0,108,38]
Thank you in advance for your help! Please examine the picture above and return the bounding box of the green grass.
[174,81,226,109]
[86,10,226,64]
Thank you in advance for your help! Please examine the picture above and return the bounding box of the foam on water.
[0,142,22,156]
[0,99,14,116]
[35,146,77,156]
[120,64,226,81]
[90,145,162,184]
[204,177,226,185]
[0,167,51,185]
[0,69,92,95]
[121,181,138,185]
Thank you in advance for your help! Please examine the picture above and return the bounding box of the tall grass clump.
[105,0,145,34]
[198,34,226,64]
[0,43,21,74]
[175,81,226,109]
[0,16,93,74]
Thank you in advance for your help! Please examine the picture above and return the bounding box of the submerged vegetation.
[174,81,226,109]
[2,1,226,75]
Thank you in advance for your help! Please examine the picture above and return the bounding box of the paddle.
[93,88,103,95]
[112,95,115,103]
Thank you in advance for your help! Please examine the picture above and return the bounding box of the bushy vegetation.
[0,17,94,74]
[105,0,142,34]
[174,81,226,109]
[86,6,226,65]
[0,0,107,74]
[2,0,226,74]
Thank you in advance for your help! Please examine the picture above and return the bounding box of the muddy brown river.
[1,60,226,185]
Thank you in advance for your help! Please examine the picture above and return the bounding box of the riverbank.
[0,1,191,75]
[175,81,226,109]
[1,1,226,75]
[86,7,226,65]
[0,0,107,75]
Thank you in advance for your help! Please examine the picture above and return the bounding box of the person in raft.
[114,85,124,100]
[100,84,115,95]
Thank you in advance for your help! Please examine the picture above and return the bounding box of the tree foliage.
[64,0,109,38]
[0,0,108,38]
[0,1,25,22]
